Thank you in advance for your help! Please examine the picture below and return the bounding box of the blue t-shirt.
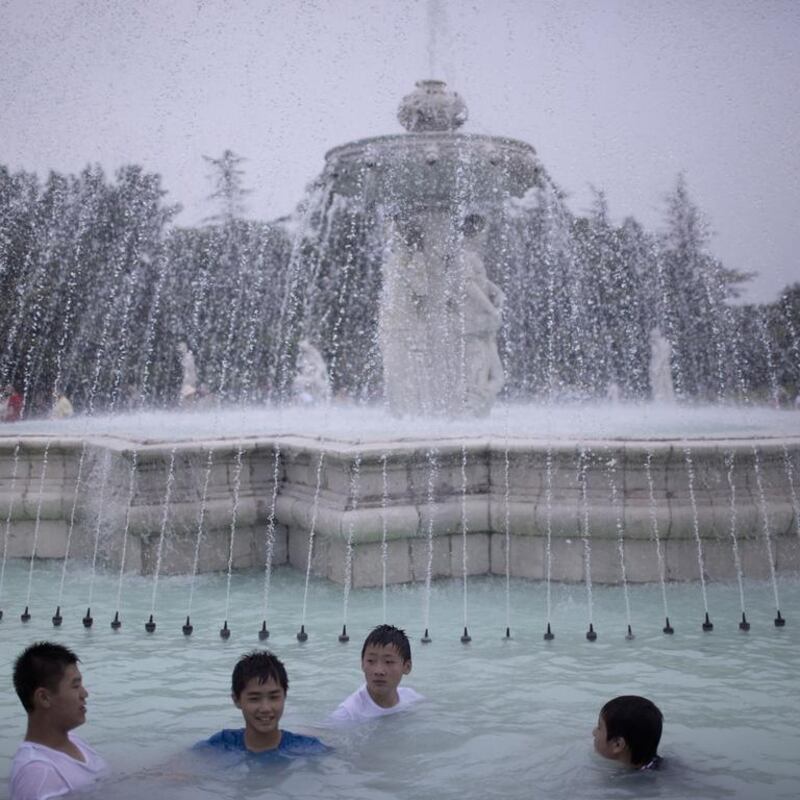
[197,728,328,759]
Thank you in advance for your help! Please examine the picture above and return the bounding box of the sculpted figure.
[649,327,675,403]
[177,341,198,404]
[292,339,331,403]
[460,214,505,416]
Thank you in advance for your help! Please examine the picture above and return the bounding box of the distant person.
[196,650,328,759]
[9,642,109,800]
[329,624,423,723]
[50,392,73,419]
[3,384,23,422]
[593,695,663,770]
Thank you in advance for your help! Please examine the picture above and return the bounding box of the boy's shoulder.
[278,730,330,755]
[331,684,424,723]
[199,728,246,751]
[397,686,424,705]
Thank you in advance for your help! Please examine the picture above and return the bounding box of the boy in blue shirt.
[593,695,663,770]
[197,650,327,758]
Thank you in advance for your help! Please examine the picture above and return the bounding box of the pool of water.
[1,560,799,799]
[5,401,800,444]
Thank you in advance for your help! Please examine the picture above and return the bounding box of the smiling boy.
[593,695,663,770]
[10,642,109,800]
[197,650,328,758]
[330,624,423,723]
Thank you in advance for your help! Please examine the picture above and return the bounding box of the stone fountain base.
[1,431,798,585]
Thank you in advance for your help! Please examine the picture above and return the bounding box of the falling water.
[421,447,439,641]
[85,450,113,614]
[459,443,470,640]
[682,446,711,619]
[0,441,21,618]
[606,454,633,637]
[23,445,51,615]
[379,452,390,623]
[323,186,367,395]
[543,445,555,637]
[148,447,177,625]
[340,452,362,640]
[751,447,783,619]
[259,444,282,635]
[299,451,327,637]
[724,451,748,619]
[221,446,246,634]
[643,451,672,629]
[55,441,88,616]
[271,181,330,397]
[112,449,138,626]
[577,448,595,637]
[502,441,512,638]
[186,448,214,623]
[755,309,800,542]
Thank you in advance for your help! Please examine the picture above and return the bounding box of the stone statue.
[177,341,198,404]
[649,327,675,402]
[460,214,505,416]
[292,339,331,403]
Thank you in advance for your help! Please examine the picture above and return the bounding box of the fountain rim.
[2,431,798,458]
[324,131,538,163]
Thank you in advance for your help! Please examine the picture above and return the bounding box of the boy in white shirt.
[10,642,109,800]
[330,624,423,723]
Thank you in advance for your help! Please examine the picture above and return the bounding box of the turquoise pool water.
[1,560,798,799]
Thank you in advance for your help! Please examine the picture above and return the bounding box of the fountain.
[1,80,797,607]
[0,74,799,800]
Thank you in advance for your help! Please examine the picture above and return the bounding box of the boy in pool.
[10,642,109,800]
[197,650,328,757]
[329,624,423,723]
[593,695,663,770]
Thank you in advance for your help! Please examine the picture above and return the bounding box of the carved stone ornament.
[397,80,468,132]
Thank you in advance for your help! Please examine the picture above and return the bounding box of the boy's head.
[593,695,663,768]
[360,625,412,706]
[13,641,87,730]
[231,650,288,737]
[231,650,288,699]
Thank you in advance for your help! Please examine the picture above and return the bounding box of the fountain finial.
[397,80,468,132]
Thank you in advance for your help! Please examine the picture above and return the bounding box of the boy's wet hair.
[13,641,79,712]
[361,624,411,662]
[231,650,288,698]
[601,695,663,766]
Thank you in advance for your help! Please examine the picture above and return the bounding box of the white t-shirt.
[329,684,424,723]
[9,733,109,800]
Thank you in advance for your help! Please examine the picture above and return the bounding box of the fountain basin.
[2,404,798,585]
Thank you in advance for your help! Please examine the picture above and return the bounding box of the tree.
[203,150,251,224]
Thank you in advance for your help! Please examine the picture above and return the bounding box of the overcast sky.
[1,0,798,303]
